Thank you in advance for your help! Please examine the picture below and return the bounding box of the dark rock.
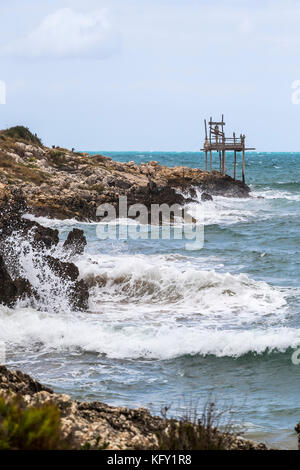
[71,279,89,311]
[0,189,89,311]
[44,255,79,282]
[0,365,53,395]
[0,255,33,307]
[201,192,213,201]
[0,189,59,249]
[0,217,59,249]
[63,228,86,255]
[199,174,250,198]
[30,222,59,249]
[44,256,89,310]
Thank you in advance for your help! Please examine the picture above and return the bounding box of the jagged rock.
[0,255,33,307]
[44,256,79,282]
[0,189,89,311]
[0,190,59,249]
[201,192,213,201]
[71,279,89,311]
[43,256,89,310]
[63,228,87,255]
[0,365,53,395]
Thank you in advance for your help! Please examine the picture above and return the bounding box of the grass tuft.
[156,401,234,450]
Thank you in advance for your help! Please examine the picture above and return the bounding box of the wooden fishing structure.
[201,115,255,183]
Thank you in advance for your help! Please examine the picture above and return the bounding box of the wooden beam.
[219,151,221,173]
[205,150,207,172]
[222,150,226,175]
[208,121,226,126]
[204,119,207,140]
[210,150,212,173]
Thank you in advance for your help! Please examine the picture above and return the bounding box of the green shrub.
[1,126,42,145]
[0,395,68,450]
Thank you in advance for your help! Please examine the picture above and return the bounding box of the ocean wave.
[77,253,287,326]
[251,189,300,201]
[0,305,298,360]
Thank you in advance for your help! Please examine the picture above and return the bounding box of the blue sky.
[1,0,300,151]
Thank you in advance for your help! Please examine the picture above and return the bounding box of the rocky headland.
[0,126,250,222]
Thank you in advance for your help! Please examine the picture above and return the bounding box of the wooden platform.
[201,115,255,183]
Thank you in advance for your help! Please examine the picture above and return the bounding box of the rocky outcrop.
[201,192,213,202]
[44,255,89,310]
[0,131,250,222]
[63,228,87,255]
[0,365,268,450]
[0,255,33,307]
[0,365,52,395]
[0,188,88,311]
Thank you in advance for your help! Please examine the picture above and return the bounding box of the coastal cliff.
[0,127,250,221]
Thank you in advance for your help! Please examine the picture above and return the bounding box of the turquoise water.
[2,151,300,449]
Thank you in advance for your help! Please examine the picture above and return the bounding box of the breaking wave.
[0,305,298,360]
[0,243,292,360]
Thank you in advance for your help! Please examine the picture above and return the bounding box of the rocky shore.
[0,127,270,451]
[0,126,250,221]
[0,365,267,450]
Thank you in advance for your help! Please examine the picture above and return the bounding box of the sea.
[1,151,300,449]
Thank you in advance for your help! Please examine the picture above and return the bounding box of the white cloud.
[0,7,121,59]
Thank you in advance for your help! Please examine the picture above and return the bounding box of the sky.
[1,0,300,151]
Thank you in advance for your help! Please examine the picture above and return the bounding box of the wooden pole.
[233,132,236,180]
[234,150,236,180]
[204,119,207,140]
[210,150,212,173]
[242,135,245,183]
[222,125,226,175]
[219,151,221,173]
[205,150,207,172]
[222,150,226,175]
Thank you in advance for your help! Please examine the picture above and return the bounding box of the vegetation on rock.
[0,395,66,450]
[156,402,233,450]
[0,126,42,146]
